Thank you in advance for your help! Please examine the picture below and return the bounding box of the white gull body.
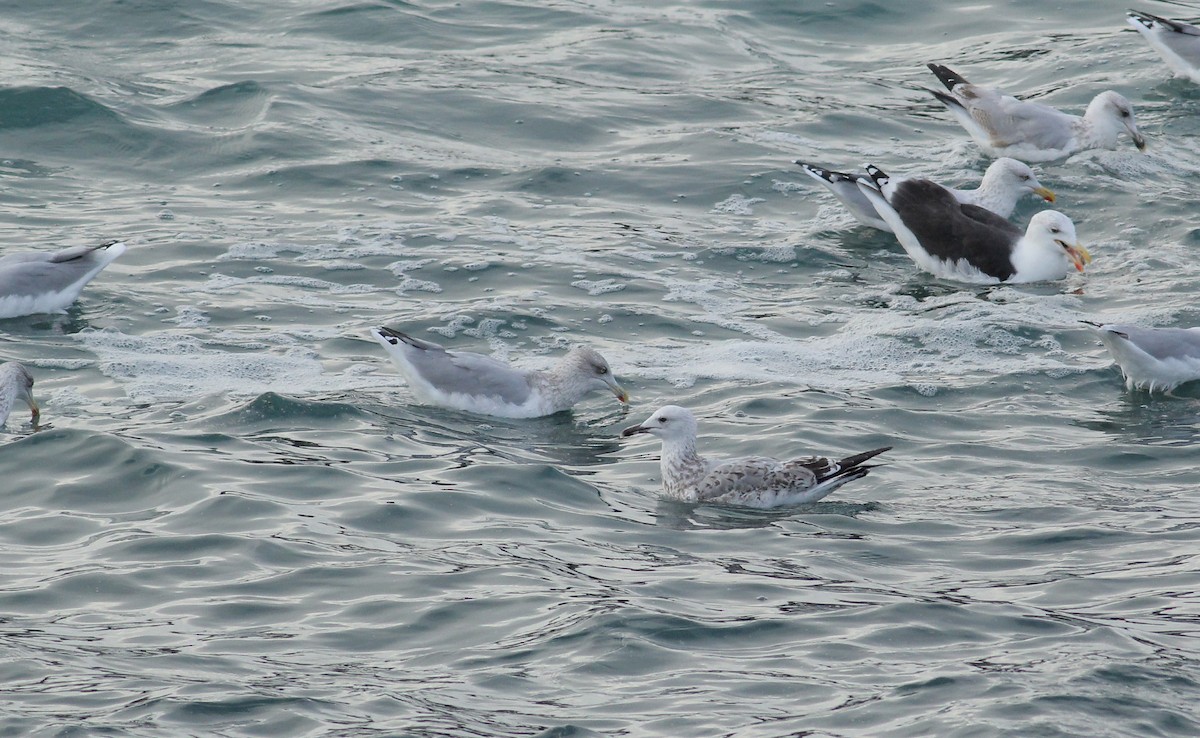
[370,327,628,418]
[0,361,38,427]
[1093,323,1200,392]
[798,157,1055,232]
[0,241,127,318]
[1127,10,1200,84]
[926,63,1146,162]
[857,164,1091,284]
[621,404,889,508]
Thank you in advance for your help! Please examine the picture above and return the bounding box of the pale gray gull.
[1127,10,1200,84]
[857,164,1091,284]
[621,404,889,508]
[0,240,126,318]
[370,326,628,418]
[1090,323,1200,392]
[797,157,1055,232]
[0,362,38,427]
[926,63,1146,161]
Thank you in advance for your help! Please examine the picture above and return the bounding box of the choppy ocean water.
[1,0,1199,735]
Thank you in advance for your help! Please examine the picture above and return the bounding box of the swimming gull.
[621,404,889,508]
[797,157,1055,232]
[370,326,629,418]
[0,240,127,318]
[0,362,38,427]
[926,63,1146,161]
[1089,322,1200,392]
[1127,10,1200,84]
[857,164,1091,284]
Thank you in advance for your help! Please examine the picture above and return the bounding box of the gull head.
[1027,210,1091,274]
[621,404,698,443]
[986,158,1055,203]
[561,347,628,404]
[3,362,38,425]
[1087,91,1146,152]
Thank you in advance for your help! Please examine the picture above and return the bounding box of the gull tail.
[927,62,970,90]
[794,446,891,504]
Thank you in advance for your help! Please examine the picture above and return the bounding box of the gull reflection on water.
[653,497,880,531]
[1077,385,1200,447]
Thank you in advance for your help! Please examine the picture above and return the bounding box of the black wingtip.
[1126,10,1154,30]
[927,63,969,91]
[375,326,415,346]
[862,164,889,187]
[1132,10,1189,33]
[839,446,891,470]
[927,87,963,111]
[797,161,856,183]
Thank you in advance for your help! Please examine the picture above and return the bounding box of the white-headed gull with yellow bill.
[370,327,628,418]
[926,63,1146,161]
[621,404,889,508]
[797,157,1055,232]
[857,164,1091,284]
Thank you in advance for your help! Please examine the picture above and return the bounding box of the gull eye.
[1021,175,1031,181]
[1121,109,1131,118]
[596,365,608,375]
[1049,227,1061,234]
[658,417,668,424]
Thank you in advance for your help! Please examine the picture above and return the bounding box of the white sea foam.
[76,328,387,403]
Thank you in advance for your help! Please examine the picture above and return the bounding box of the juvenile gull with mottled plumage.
[1090,323,1200,392]
[797,157,1055,232]
[621,405,889,508]
[0,362,38,427]
[0,241,126,318]
[857,164,1091,284]
[370,327,628,418]
[926,63,1146,161]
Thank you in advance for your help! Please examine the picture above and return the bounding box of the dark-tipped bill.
[1062,242,1092,272]
[621,423,649,437]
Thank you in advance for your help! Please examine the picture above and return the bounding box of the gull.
[621,404,889,508]
[0,362,38,427]
[1089,322,1200,392]
[797,157,1055,232]
[857,164,1091,284]
[926,63,1146,161]
[0,240,127,318]
[1127,10,1200,84]
[370,327,628,418]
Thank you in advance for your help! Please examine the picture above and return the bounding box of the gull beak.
[606,377,629,404]
[28,398,39,426]
[1061,241,1092,272]
[621,423,649,437]
[1132,131,1147,152]
[1033,186,1056,203]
